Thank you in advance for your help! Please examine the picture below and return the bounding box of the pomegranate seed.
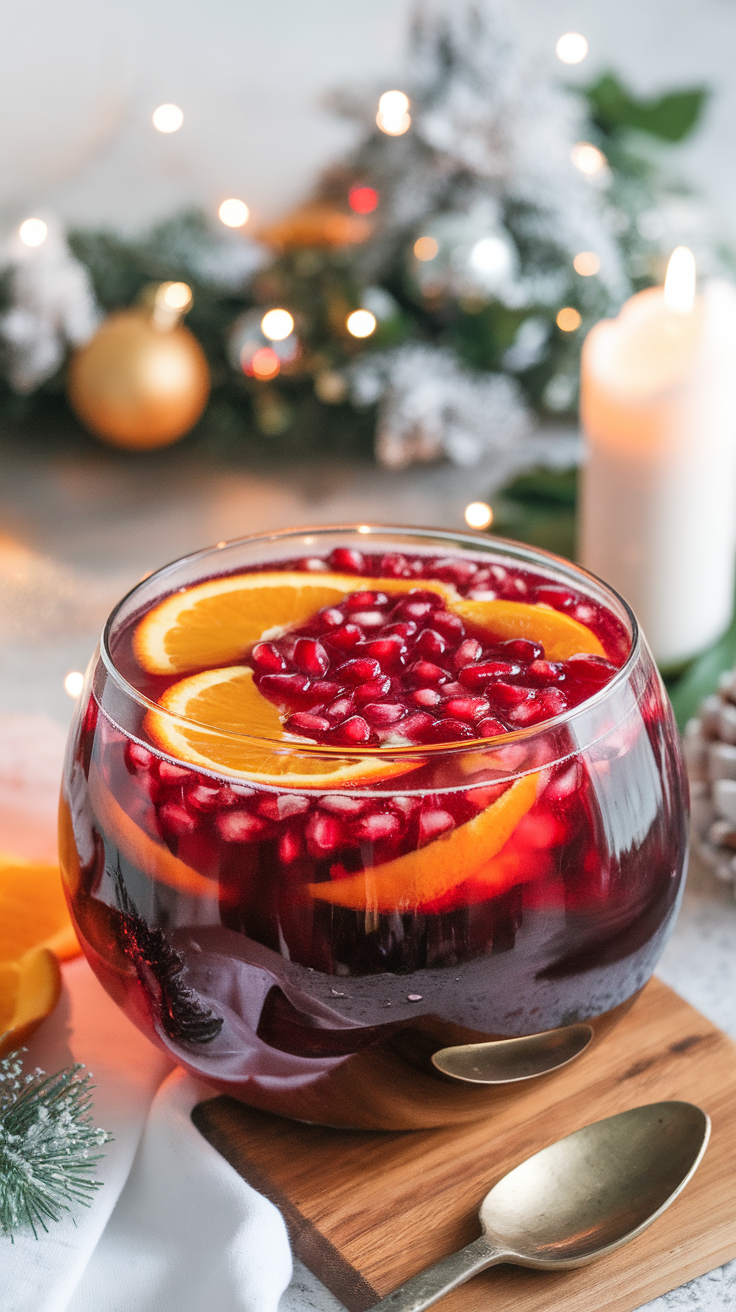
[383,621,417,639]
[329,715,374,745]
[442,696,490,721]
[353,675,392,704]
[328,547,364,573]
[158,760,191,784]
[431,612,465,641]
[158,801,198,835]
[348,610,387,628]
[498,639,543,662]
[344,591,389,610]
[396,712,436,741]
[536,586,575,609]
[315,606,345,629]
[286,712,331,737]
[319,795,369,815]
[259,672,312,705]
[466,588,498,601]
[298,556,329,572]
[417,718,475,743]
[293,638,329,677]
[563,655,617,686]
[324,695,355,722]
[499,576,528,599]
[380,552,411,577]
[354,812,401,842]
[536,689,567,718]
[506,698,544,726]
[306,679,340,703]
[364,635,407,668]
[416,628,449,657]
[362,702,406,726]
[489,565,507,583]
[408,660,448,687]
[389,796,420,817]
[217,810,267,842]
[419,809,455,844]
[186,783,226,811]
[487,682,533,710]
[410,687,441,707]
[336,657,382,685]
[125,741,155,773]
[328,624,363,651]
[545,762,583,800]
[477,717,507,737]
[453,639,483,669]
[251,641,288,673]
[279,830,303,863]
[572,602,596,624]
[258,794,310,820]
[458,661,517,690]
[305,812,341,855]
[432,558,478,584]
[393,599,439,622]
[525,659,562,685]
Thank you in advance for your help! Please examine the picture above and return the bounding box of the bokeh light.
[152,104,184,133]
[376,90,411,136]
[573,251,601,276]
[250,347,281,379]
[19,218,47,247]
[664,246,696,315]
[556,33,588,64]
[219,198,250,227]
[571,142,607,176]
[414,236,439,261]
[161,282,192,311]
[64,671,84,699]
[346,309,377,338]
[348,186,379,215]
[464,502,493,530]
[261,309,295,341]
[557,307,582,332]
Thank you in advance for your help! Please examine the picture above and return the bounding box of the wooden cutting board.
[192,978,736,1312]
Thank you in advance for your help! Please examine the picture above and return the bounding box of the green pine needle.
[0,1049,112,1241]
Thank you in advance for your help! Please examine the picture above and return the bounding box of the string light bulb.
[464,502,493,530]
[376,90,411,136]
[261,309,294,341]
[64,671,84,699]
[571,142,607,176]
[218,199,249,227]
[556,33,588,64]
[414,236,438,261]
[557,307,582,332]
[664,247,696,316]
[19,218,47,247]
[346,310,377,338]
[573,251,601,276]
[152,104,183,133]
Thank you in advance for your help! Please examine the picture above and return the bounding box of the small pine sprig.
[0,1049,112,1241]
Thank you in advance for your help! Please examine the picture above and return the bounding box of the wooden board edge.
[192,1096,379,1312]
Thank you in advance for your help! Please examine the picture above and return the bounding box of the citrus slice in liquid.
[134,571,459,676]
[0,946,62,1058]
[451,599,606,661]
[308,770,540,912]
[146,666,415,787]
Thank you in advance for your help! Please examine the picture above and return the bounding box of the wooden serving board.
[192,978,736,1312]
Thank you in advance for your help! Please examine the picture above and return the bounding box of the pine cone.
[685,670,736,896]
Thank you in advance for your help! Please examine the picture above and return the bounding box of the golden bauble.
[68,309,210,450]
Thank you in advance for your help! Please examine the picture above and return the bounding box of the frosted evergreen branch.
[0,1049,112,1241]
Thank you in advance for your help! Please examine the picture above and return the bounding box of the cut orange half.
[0,946,62,1058]
[451,599,606,661]
[134,571,459,676]
[308,770,540,912]
[146,666,416,788]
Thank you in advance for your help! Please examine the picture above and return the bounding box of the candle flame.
[664,247,696,315]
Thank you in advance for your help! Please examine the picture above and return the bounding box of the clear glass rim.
[98,523,642,760]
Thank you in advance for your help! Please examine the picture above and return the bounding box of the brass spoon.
[369,1101,710,1312]
[431,1022,594,1084]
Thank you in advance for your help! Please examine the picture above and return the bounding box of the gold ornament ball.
[68,309,211,450]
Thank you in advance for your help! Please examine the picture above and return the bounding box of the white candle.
[579,250,736,669]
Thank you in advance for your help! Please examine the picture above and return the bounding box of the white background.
[1,0,735,238]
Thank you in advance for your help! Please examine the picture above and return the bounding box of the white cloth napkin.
[0,958,293,1312]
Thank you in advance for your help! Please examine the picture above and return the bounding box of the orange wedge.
[0,852,81,963]
[134,571,459,675]
[86,763,217,898]
[0,946,62,1058]
[146,666,414,788]
[450,598,606,661]
[308,770,540,912]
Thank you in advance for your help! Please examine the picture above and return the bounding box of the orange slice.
[146,666,414,788]
[0,946,62,1058]
[0,852,81,963]
[134,571,459,675]
[308,770,540,912]
[86,763,217,898]
[450,598,606,661]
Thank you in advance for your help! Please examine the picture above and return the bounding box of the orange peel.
[0,852,80,964]
[450,598,606,661]
[308,770,540,912]
[0,946,62,1058]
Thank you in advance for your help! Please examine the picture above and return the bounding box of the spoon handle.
[368,1236,504,1311]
